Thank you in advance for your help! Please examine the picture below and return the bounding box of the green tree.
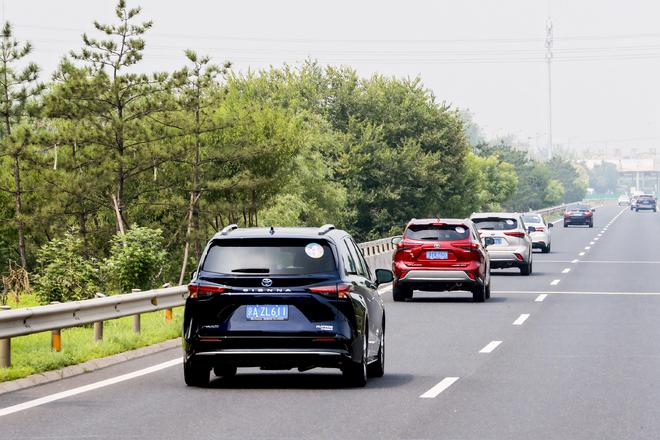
[0,22,44,268]
[104,226,167,292]
[33,232,101,303]
[588,161,619,193]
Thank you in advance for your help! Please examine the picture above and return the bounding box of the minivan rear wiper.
[231,268,270,273]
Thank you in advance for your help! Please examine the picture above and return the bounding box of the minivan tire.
[184,358,210,387]
[343,334,368,387]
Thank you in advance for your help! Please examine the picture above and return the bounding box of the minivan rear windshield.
[405,224,470,241]
[202,238,337,275]
[472,217,518,230]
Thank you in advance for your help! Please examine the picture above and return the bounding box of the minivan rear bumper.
[189,347,350,369]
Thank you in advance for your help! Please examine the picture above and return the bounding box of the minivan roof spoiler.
[219,224,238,235]
[318,224,335,235]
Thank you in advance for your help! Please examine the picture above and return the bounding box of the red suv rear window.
[404,224,469,241]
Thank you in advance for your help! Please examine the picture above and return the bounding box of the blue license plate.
[493,237,504,245]
[426,251,449,260]
[246,305,289,321]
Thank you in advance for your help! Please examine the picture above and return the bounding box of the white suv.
[521,213,553,253]
[470,212,534,275]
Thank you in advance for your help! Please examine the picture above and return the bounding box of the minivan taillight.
[504,231,525,238]
[188,283,225,298]
[308,283,352,299]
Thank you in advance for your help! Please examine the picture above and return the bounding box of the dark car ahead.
[183,224,393,388]
[563,204,595,228]
[634,195,656,212]
[391,219,492,302]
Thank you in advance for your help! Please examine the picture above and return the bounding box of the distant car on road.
[521,213,553,253]
[391,218,491,302]
[470,212,534,276]
[617,194,630,206]
[563,204,595,227]
[634,194,657,212]
[630,196,639,211]
[183,224,393,387]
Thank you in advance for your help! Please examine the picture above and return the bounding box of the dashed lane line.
[479,341,503,354]
[420,377,460,399]
[535,294,548,302]
[562,268,571,274]
[513,314,530,325]
[579,252,586,256]
[550,279,561,286]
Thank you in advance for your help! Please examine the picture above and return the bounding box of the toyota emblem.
[433,243,441,248]
[261,278,273,287]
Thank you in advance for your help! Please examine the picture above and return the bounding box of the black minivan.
[183,224,393,387]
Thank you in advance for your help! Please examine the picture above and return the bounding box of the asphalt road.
[2,203,660,440]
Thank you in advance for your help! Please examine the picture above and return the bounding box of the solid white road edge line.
[550,279,561,286]
[513,314,530,325]
[535,294,548,302]
[0,358,182,418]
[479,341,503,354]
[420,377,460,399]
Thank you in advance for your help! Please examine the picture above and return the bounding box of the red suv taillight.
[188,283,225,298]
[504,231,525,238]
[453,242,480,250]
[307,283,352,299]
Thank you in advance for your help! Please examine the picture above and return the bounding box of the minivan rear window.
[472,217,518,231]
[202,238,337,275]
[405,224,470,241]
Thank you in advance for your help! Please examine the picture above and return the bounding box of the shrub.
[104,227,167,292]
[33,233,100,304]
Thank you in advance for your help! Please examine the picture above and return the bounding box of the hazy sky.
[5,0,660,155]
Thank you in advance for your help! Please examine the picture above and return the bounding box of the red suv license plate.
[426,251,448,260]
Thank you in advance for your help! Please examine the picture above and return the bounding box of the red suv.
[391,219,492,302]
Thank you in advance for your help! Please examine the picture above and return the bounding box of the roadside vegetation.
[0,0,588,306]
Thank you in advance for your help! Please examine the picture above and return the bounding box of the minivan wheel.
[213,366,237,378]
[392,284,412,302]
[520,261,532,276]
[184,358,210,387]
[343,334,368,387]
[367,325,385,378]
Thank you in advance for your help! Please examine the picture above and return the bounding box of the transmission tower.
[545,15,554,159]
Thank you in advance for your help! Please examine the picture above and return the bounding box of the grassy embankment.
[0,293,182,382]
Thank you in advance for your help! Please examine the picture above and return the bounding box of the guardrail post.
[165,308,173,322]
[49,302,62,352]
[94,321,103,342]
[131,289,141,333]
[0,305,10,368]
[51,329,62,352]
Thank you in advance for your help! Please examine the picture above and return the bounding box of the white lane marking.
[535,294,548,302]
[579,252,586,256]
[0,358,181,417]
[550,279,561,286]
[562,268,571,274]
[536,260,660,264]
[594,238,599,241]
[589,241,595,245]
[420,377,460,399]
[479,341,503,354]
[584,246,591,250]
[496,290,660,296]
[513,314,530,325]
[572,259,579,264]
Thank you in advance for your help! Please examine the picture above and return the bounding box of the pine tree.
[0,22,44,268]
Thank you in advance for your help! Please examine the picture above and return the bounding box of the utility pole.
[545,14,554,160]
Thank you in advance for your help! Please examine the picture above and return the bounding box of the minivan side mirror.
[527,226,536,233]
[484,237,495,247]
[391,236,402,245]
[548,222,554,228]
[375,269,394,285]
